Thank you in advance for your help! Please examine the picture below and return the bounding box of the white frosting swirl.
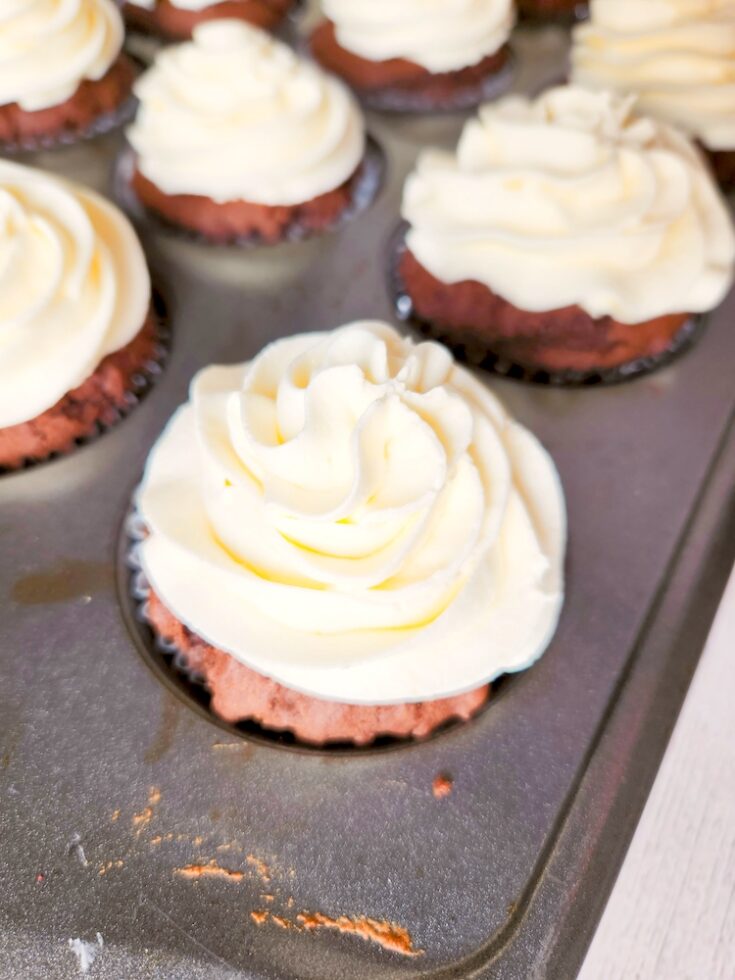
[0,0,123,112]
[321,0,514,73]
[127,21,365,205]
[137,322,565,705]
[401,86,735,323]
[572,1,735,151]
[0,160,150,428]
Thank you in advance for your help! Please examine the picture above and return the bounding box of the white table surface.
[578,565,735,980]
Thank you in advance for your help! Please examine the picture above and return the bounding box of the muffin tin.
[2,23,735,980]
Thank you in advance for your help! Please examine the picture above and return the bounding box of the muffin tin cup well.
[387,223,707,387]
[111,137,386,248]
[121,506,499,755]
[0,291,170,477]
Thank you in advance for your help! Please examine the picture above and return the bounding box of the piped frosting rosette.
[0,0,123,112]
[572,0,735,151]
[137,321,565,705]
[0,159,150,430]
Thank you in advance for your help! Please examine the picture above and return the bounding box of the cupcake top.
[127,0,223,7]
[401,86,735,324]
[0,0,123,112]
[127,21,365,205]
[0,160,150,428]
[321,0,514,73]
[137,321,565,705]
[572,1,735,152]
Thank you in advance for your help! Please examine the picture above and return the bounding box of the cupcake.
[0,161,157,470]
[310,0,514,112]
[0,0,135,148]
[518,0,587,20]
[572,1,735,188]
[398,86,735,379]
[125,22,369,244]
[134,321,566,746]
[123,0,293,40]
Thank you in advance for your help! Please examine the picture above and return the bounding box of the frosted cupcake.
[0,161,158,470]
[572,1,735,188]
[125,22,370,243]
[134,321,566,746]
[123,0,293,40]
[310,0,514,111]
[0,0,135,148]
[398,86,735,379]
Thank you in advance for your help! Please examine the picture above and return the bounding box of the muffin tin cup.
[0,291,170,476]
[388,223,706,387]
[112,137,386,248]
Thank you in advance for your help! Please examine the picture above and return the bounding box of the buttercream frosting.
[572,1,735,152]
[137,321,566,705]
[127,21,365,205]
[0,0,123,113]
[401,86,735,324]
[0,160,150,428]
[321,0,514,73]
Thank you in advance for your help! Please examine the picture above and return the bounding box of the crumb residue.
[132,787,161,833]
[432,773,454,799]
[297,912,422,957]
[261,894,274,903]
[212,742,241,751]
[174,859,244,882]
[250,910,269,925]
[98,860,123,877]
[246,855,271,883]
[110,810,120,823]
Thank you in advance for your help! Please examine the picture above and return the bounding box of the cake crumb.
[261,894,274,904]
[246,855,271,882]
[250,910,269,925]
[98,860,123,877]
[432,773,453,799]
[271,915,292,930]
[110,810,120,823]
[174,860,244,882]
[132,787,161,833]
[296,912,422,957]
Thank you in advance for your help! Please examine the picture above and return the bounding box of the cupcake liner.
[0,58,140,156]
[112,136,385,248]
[387,224,706,388]
[356,47,516,114]
[121,502,499,753]
[0,291,170,476]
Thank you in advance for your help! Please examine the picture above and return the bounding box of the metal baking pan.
[2,23,735,980]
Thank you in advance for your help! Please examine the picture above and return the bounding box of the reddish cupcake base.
[145,590,490,747]
[0,56,135,147]
[131,164,362,244]
[0,310,160,471]
[310,20,510,109]
[399,250,690,376]
[123,0,292,39]
[518,0,588,18]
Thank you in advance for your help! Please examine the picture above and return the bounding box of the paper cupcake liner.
[112,136,385,248]
[387,224,706,388]
[121,504,501,754]
[356,47,516,114]
[0,63,139,156]
[0,291,170,476]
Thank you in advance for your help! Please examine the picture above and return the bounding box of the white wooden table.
[578,566,735,980]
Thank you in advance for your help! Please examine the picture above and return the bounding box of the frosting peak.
[0,0,123,112]
[572,0,735,151]
[127,21,365,205]
[0,160,150,428]
[138,322,565,705]
[321,0,514,73]
[401,86,735,323]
